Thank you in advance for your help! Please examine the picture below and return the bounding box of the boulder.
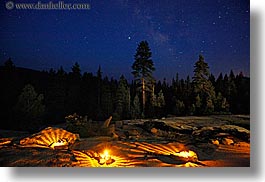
[186,143,217,161]
[122,124,133,130]
[192,126,215,136]
[211,139,219,145]
[115,121,123,128]
[102,116,112,128]
[234,142,250,147]
[192,127,220,142]
[222,138,234,145]
[101,124,115,136]
[220,125,250,141]
[192,125,250,142]
[112,132,119,140]
[128,129,139,136]
[151,128,158,134]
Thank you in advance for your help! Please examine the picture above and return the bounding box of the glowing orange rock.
[172,150,199,163]
[19,127,80,149]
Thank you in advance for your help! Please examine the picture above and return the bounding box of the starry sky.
[0,0,249,81]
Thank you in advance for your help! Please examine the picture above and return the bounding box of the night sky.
[0,0,249,81]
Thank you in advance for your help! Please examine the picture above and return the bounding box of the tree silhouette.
[132,40,155,116]
[4,58,15,70]
[71,62,81,78]
[131,94,141,119]
[14,84,45,131]
[96,65,103,119]
[101,76,113,118]
[114,75,130,120]
[192,55,216,114]
[0,56,250,130]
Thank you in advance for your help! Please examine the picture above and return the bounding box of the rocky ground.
[0,115,250,167]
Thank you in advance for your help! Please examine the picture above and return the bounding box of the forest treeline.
[0,41,249,132]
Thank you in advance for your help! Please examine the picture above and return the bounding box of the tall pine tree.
[132,41,155,116]
[192,55,216,114]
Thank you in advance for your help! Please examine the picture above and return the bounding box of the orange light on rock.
[100,149,110,160]
[98,149,115,165]
[19,127,79,149]
[175,150,197,158]
[172,150,198,164]
[50,140,67,149]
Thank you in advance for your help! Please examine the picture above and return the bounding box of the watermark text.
[5,1,91,10]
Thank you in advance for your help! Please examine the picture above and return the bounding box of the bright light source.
[100,149,110,160]
[49,139,68,149]
[175,150,197,159]
[98,149,115,165]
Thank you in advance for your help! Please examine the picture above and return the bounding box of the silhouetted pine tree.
[113,75,130,120]
[101,76,113,118]
[66,62,82,114]
[215,73,224,94]
[45,66,67,122]
[131,94,141,119]
[13,84,45,132]
[155,90,166,117]
[132,40,155,117]
[96,65,103,120]
[80,72,97,119]
[4,58,15,70]
[192,55,216,114]
[235,72,250,113]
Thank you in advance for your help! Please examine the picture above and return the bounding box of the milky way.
[0,0,249,81]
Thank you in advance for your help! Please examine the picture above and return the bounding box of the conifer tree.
[114,75,130,119]
[14,84,45,131]
[192,55,216,114]
[132,40,155,116]
[131,94,141,119]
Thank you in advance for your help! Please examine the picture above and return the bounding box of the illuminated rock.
[0,138,13,146]
[102,116,112,128]
[20,127,80,149]
[220,125,250,141]
[234,142,250,147]
[211,139,219,145]
[222,138,234,145]
[151,128,158,134]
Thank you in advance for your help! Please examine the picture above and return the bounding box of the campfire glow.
[50,139,68,149]
[174,150,197,159]
[71,142,203,167]
[72,149,132,167]
[100,149,110,160]
[19,127,79,149]
[98,149,115,165]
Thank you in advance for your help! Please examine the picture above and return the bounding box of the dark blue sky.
[0,0,249,81]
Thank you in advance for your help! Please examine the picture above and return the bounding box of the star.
[128,36,131,40]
